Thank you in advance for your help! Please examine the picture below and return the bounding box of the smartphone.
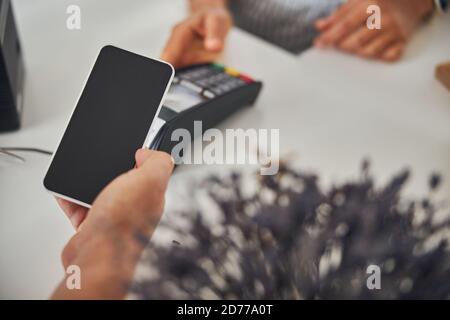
[44,45,174,207]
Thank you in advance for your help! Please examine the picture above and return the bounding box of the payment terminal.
[148,63,263,153]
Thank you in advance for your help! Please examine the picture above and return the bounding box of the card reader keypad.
[174,63,254,99]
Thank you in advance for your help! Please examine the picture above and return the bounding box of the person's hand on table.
[161,5,232,68]
[52,149,174,299]
[314,0,435,62]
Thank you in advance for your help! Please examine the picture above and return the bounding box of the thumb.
[93,149,174,222]
[130,149,174,214]
[135,148,151,168]
[135,148,174,176]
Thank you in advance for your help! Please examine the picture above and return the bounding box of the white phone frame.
[43,46,174,209]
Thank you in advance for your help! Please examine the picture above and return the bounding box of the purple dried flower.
[130,161,450,300]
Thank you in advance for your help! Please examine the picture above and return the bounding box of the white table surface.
[0,0,449,299]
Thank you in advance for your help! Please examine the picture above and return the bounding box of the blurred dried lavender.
[131,161,450,299]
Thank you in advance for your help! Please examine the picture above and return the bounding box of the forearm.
[190,0,228,13]
[51,212,157,300]
[51,231,145,300]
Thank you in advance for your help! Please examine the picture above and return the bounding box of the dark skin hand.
[163,0,434,65]
[314,0,435,62]
[161,0,232,68]
[52,149,174,299]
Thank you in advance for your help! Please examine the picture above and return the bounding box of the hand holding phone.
[52,149,174,299]
[44,46,174,207]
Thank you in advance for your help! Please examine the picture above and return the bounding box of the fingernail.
[205,38,221,50]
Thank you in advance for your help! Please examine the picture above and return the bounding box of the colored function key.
[173,64,255,101]
[212,63,225,71]
[224,67,240,77]
[239,74,254,84]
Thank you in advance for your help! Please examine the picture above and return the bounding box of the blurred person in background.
[161,0,438,67]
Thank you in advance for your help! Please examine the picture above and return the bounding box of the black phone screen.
[44,46,173,206]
